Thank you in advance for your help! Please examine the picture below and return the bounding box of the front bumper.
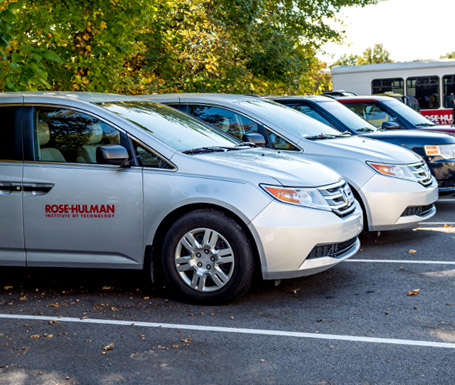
[362,174,438,231]
[250,201,363,280]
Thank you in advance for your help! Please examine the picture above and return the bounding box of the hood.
[417,126,455,135]
[299,135,421,164]
[363,129,455,144]
[184,148,342,187]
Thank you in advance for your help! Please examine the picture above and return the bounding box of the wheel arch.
[348,183,370,231]
[144,203,262,284]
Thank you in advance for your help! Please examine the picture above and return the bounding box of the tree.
[0,0,380,94]
[441,51,455,59]
[357,43,393,65]
[1,0,155,92]
[0,1,63,91]
[332,44,393,67]
[331,54,360,67]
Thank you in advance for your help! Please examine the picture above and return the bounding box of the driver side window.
[34,107,123,164]
[187,105,259,140]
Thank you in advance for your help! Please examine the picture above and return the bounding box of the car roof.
[267,95,332,103]
[335,95,396,102]
[142,93,264,104]
[0,91,145,103]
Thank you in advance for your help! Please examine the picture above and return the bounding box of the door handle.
[22,183,54,196]
[0,182,22,195]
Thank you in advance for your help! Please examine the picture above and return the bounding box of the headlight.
[424,144,455,159]
[367,162,416,181]
[261,185,331,211]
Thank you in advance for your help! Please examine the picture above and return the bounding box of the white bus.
[331,60,455,125]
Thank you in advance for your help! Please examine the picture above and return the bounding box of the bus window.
[443,75,455,108]
[372,78,404,94]
[406,76,439,110]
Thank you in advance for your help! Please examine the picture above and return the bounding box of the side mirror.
[242,133,266,147]
[382,121,402,130]
[96,144,130,167]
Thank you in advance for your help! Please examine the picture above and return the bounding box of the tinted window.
[0,106,21,161]
[344,102,396,128]
[372,78,404,94]
[35,107,123,164]
[309,100,377,133]
[265,129,298,151]
[290,104,334,127]
[382,98,435,126]
[406,76,440,110]
[443,75,455,108]
[133,141,173,169]
[235,99,341,138]
[188,105,260,140]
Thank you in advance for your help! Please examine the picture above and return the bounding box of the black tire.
[160,209,255,304]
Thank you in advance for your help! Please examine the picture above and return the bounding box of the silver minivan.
[147,94,439,231]
[0,92,362,304]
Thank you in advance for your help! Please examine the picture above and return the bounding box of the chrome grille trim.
[318,180,356,218]
[409,161,432,187]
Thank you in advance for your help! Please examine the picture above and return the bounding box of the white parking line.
[0,313,454,349]
[420,222,455,226]
[347,259,455,265]
[437,199,455,202]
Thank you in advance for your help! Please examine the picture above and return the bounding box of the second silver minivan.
[147,93,438,231]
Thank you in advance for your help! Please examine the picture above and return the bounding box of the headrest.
[86,122,103,144]
[38,121,50,146]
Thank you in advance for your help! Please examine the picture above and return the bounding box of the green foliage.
[441,51,455,59]
[0,0,379,95]
[357,43,392,65]
[332,43,393,67]
[0,1,63,91]
[332,54,360,67]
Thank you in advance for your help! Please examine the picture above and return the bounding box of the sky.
[319,0,454,64]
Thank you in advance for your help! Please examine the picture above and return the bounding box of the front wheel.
[160,209,255,304]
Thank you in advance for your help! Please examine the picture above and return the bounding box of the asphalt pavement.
[1,198,455,385]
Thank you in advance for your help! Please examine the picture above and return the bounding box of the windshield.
[383,99,435,126]
[236,99,342,138]
[317,100,378,133]
[99,101,240,151]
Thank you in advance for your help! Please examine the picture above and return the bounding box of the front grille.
[401,204,434,217]
[307,237,358,260]
[318,180,356,218]
[409,161,432,187]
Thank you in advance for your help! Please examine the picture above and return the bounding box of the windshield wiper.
[305,133,343,140]
[356,127,376,132]
[415,123,435,127]
[183,146,229,155]
[183,145,245,154]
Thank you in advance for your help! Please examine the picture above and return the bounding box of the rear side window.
[0,106,21,161]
